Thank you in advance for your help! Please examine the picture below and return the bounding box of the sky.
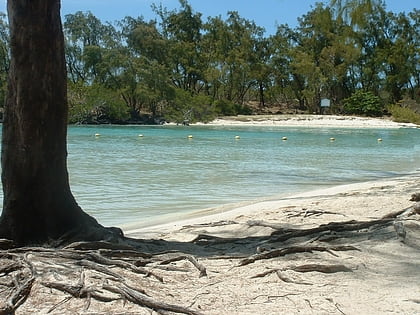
[0,0,418,35]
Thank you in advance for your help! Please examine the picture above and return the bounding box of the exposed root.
[252,264,353,279]
[238,245,358,266]
[0,204,418,313]
[159,255,207,277]
[0,246,205,314]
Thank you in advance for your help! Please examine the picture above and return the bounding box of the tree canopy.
[0,0,418,123]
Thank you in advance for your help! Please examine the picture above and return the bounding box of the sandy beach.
[202,114,418,128]
[120,172,420,315]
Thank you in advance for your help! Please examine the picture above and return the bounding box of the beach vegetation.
[342,90,383,117]
[387,100,420,125]
[0,1,418,123]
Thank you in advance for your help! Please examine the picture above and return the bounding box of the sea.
[1,124,419,227]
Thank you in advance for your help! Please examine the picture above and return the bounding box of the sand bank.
[124,173,420,314]
[202,114,418,128]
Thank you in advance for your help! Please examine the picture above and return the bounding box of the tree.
[0,13,9,109]
[0,0,119,246]
[154,0,205,94]
[330,0,384,27]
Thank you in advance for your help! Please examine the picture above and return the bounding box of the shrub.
[387,104,420,125]
[214,99,253,116]
[164,89,216,123]
[68,82,129,124]
[343,90,384,117]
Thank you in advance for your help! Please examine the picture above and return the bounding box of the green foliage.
[164,89,216,123]
[387,101,420,125]
[214,99,252,116]
[2,1,420,123]
[58,3,420,121]
[343,90,384,116]
[68,82,129,124]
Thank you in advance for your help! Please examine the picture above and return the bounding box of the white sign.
[321,98,331,107]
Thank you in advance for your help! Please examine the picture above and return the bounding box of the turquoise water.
[1,125,419,226]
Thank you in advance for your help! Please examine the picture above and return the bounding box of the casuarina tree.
[0,0,121,246]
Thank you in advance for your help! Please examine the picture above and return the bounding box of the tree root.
[284,208,346,218]
[238,245,358,266]
[103,283,204,315]
[0,246,205,314]
[0,275,35,315]
[159,255,207,277]
[269,218,394,243]
[252,264,353,279]
[0,204,418,313]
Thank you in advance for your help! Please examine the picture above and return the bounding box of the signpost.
[320,98,331,114]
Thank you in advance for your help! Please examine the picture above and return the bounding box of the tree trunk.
[0,0,118,246]
[258,81,265,108]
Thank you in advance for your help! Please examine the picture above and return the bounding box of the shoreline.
[200,114,418,128]
[124,171,420,239]
[121,172,420,314]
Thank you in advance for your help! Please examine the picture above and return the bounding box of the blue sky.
[0,0,418,35]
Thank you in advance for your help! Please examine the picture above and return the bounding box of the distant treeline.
[0,0,419,124]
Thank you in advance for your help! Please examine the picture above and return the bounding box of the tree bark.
[0,0,113,246]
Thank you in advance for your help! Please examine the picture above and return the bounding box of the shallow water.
[1,125,419,226]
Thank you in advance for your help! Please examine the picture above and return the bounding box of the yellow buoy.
[235,135,240,139]
[282,136,288,141]
[377,138,383,142]
[330,137,335,141]
[94,133,101,137]
[188,135,193,139]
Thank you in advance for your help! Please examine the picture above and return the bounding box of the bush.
[164,89,216,123]
[214,99,253,116]
[68,83,129,124]
[387,103,420,125]
[343,90,384,117]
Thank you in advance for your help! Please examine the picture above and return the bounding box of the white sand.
[201,114,418,128]
[123,173,420,314]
